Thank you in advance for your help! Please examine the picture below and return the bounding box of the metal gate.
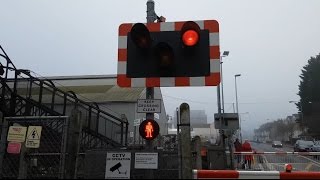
[0,116,68,179]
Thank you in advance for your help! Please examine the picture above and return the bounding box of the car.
[272,141,283,148]
[311,144,320,152]
[294,140,314,152]
[311,141,320,152]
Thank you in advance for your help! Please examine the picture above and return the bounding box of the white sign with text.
[134,153,158,169]
[137,99,161,113]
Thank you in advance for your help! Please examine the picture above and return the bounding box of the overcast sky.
[1,0,320,135]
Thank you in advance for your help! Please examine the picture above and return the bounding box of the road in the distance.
[244,142,320,171]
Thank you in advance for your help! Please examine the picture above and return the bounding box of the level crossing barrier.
[193,169,320,179]
[232,151,320,171]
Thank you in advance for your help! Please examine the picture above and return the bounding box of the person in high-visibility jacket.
[242,139,253,169]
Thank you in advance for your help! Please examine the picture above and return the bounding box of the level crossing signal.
[117,20,220,87]
[139,119,160,140]
[127,21,209,78]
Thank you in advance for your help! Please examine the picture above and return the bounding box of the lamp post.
[235,74,241,142]
[289,100,312,125]
[220,51,229,114]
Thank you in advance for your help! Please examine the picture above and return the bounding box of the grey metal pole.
[176,107,182,179]
[235,75,241,143]
[145,1,156,179]
[217,85,224,147]
[232,103,235,113]
[146,0,156,150]
[300,102,304,125]
[147,0,158,22]
[220,60,225,115]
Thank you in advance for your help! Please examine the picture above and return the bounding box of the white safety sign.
[7,126,27,142]
[105,152,131,179]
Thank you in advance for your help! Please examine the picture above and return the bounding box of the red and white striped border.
[117,20,220,87]
[193,170,320,179]
[233,151,320,155]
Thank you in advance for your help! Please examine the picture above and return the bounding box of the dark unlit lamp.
[222,51,229,56]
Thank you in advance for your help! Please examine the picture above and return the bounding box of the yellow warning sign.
[7,126,27,142]
[25,126,42,148]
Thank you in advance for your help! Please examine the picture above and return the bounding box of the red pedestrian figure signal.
[145,122,154,138]
[139,119,159,140]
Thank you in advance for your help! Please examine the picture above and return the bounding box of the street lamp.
[235,74,241,142]
[220,51,229,114]
[289,100,312,125]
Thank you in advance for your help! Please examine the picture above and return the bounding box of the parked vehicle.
[311,141,320,152]
[272,141,283,148]
[294,140,314,152]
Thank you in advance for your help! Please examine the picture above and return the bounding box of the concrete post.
[180,103,192,179]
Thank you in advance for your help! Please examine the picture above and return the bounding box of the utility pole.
[145,1,157,178]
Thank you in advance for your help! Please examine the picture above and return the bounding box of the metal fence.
[0,116,68,179]
[233,152,320,172]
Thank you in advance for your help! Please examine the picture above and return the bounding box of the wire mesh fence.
[0,116,68,179]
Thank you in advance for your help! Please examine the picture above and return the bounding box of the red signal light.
[181,21,201,47]
[285,163,292,172]
[139,119,160,140]
[182,30,199,46]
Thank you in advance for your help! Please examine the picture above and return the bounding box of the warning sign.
[7,126,27,142]
[7,142,22,154]
[25,126,42,148]
[105,152,131,179]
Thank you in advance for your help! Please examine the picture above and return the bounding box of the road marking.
[261,155,276,170]
[258,164,264,171]
[305,162,313,171]
[297,155,320,167]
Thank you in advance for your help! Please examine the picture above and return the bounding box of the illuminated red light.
[182,30,199,46]
[285,163,292,172]
[145,122,154,138]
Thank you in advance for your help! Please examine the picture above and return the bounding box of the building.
[172,109,208,128]
[168,110,218,144]
[15,74,169,144]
